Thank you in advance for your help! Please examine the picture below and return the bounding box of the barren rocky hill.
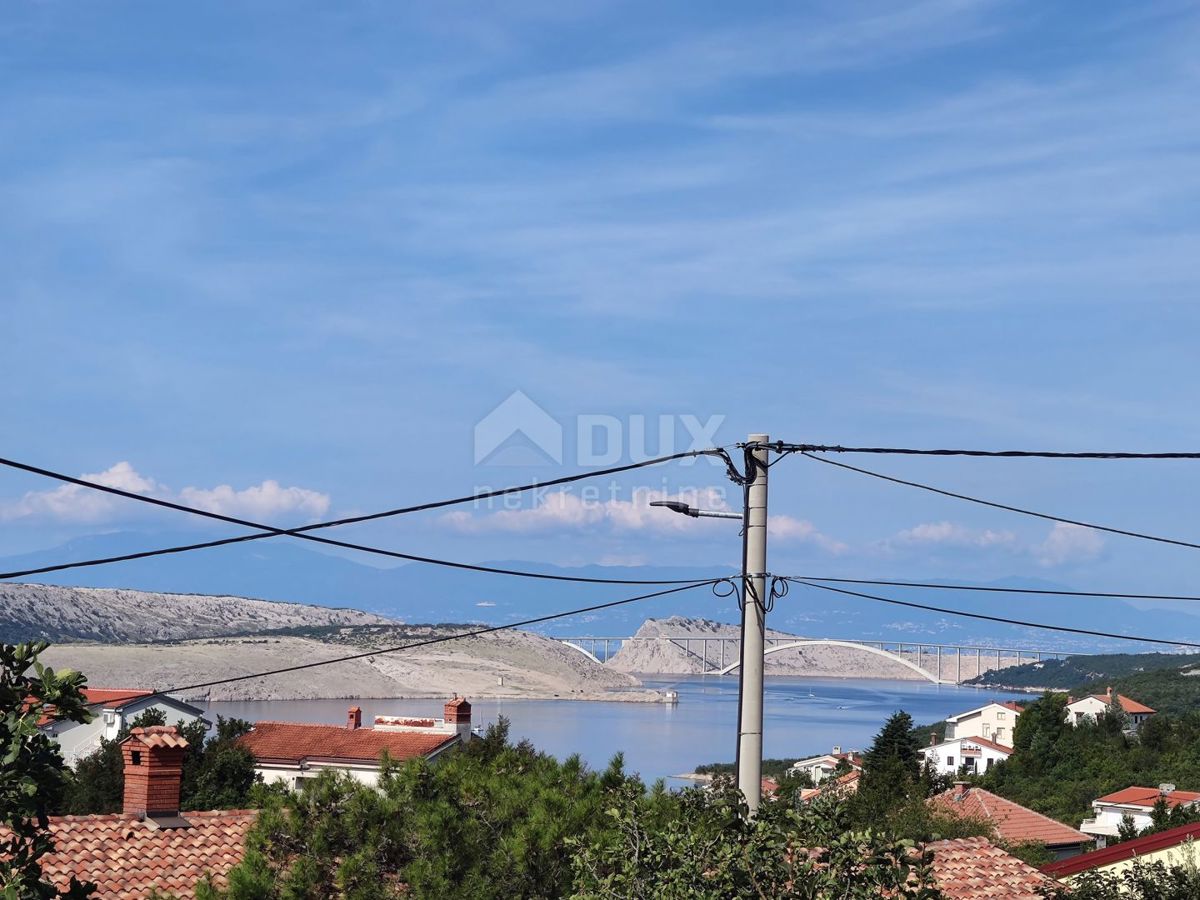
[41,627,644,701]
[0,583,395,643]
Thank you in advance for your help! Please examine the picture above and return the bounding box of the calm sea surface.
[199,676,1029,786]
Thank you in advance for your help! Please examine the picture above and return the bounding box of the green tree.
[0,641,95,898]
[1051,857,1200,899]
[852,711,922,819]
[570,785,942,899]
[61,712,258,815]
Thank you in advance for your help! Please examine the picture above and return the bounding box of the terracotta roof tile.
[929,837,1052,899]
[1083,693,1155,715]
[126,726,189,749]
[1,811,255,899]
[1095,786,1200,809]
[931,786,1090,849]
[238,721,458,764]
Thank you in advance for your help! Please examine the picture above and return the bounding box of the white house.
[921,735,1012,777]
[1080,785,1200,847]
[1066,688,1155,729]
[786,746,863,784]
[943,701,1023,748]
[239,698,474,790]
[40,688,209,766]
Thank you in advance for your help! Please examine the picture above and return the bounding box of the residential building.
[1043,820,1200,883]
[785,746,863,783]
[942,700,1023,747]
[798,768,861,803]
[1065,687,1155,728]
[40,688,209,766]
[0,725,254,898]
[930,783,1091,860]
[920,734,1012,777]
[927,837,1054,899]
[239,698,474,789]
[1080,785,1200,846]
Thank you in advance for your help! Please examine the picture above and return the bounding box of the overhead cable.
[791,576,1200,604]
[788,579,1200,649]
[798,452,1200,553]
[772,443,1200,460]
[0,449,739,584]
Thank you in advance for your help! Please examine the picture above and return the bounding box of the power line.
[772,443,1200,460]
[787,579,1200,649]
[83,579,732,710]
[0,449,739,585]
[799,452,1200,553]
[791,576,1200,604]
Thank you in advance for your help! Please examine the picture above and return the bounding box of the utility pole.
[737,433,769,815]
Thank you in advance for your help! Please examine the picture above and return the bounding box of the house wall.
[944,705,1018,747]
[50,699,207,766]
[255,762,385,790]
[921,739,1010,777]
[1058,840,1200,883]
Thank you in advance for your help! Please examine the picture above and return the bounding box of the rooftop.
[238,720,459,764]
[931,785,1090,849]
[1,811,255,899]
[929,836,1053,899]
[1042,820,1200,879]
[1095,786,1200,809]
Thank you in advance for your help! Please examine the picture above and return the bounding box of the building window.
[986,758,995,770]
[982,724,992,737]
[946,756,954,767]
[997,711,1006,720]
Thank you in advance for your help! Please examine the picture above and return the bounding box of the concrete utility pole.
[737,433,769,815]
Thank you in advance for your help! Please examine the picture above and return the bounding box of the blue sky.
[2,1,1200,600]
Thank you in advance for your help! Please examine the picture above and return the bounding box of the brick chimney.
[347,706,362,730]
[444,695,472,740]
[953,781,970,800]
[121,726,188,819]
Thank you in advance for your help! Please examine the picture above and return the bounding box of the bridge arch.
[714,639,946,684]
[559,640,604,665]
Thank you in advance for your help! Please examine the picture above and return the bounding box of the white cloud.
[178,481,330,520]
[476,601,496,607]
[0,462,161,523]
[441,488,846,553]
[0,462,331,524]
[769,516,849,554]
[888,520,1018,549]
[1034,523,1104,567]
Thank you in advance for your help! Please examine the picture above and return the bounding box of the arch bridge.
[555,636,1069,684]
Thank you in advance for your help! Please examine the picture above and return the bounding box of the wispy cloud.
[0,462,330,524]
[441,488,846,552]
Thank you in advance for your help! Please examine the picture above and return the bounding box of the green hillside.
[968,651,1200,691]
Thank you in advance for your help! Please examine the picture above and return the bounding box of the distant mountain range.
[3,531,1198,651]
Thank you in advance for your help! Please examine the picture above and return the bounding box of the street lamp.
[649,499,742,520]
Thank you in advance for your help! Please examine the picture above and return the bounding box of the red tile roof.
[929,837,1053,899]
[125,725,189,749]
[931,786,1089,849]
[238,721,458,764]
[1042,821,1200,879]
[1095,786,1200,809]
[34,689,154,727]
[1,810,255,899]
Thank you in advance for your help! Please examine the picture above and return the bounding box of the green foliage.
[1049,854,1200,899]
[570,786,942,899]
[694,757,802,779]
[0,641,95,898]
[967,652,1200,691]
[983,691,1200,826]
[202,717,952,899]
[60,713,258,815]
